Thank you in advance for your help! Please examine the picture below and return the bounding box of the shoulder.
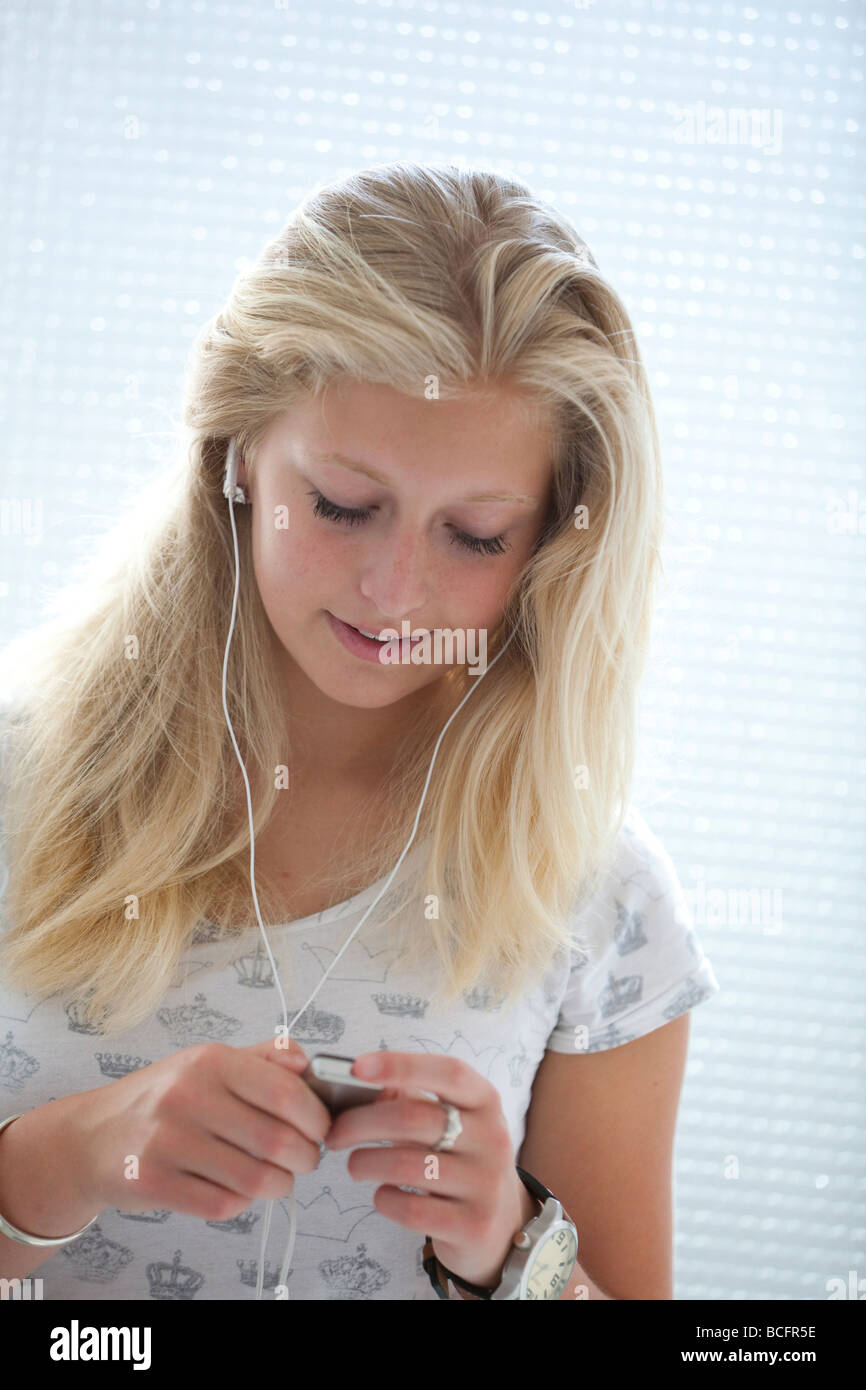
[545,805,721,1054]
[564,804,699,966]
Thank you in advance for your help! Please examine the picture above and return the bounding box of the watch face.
[525,1226,578,1300]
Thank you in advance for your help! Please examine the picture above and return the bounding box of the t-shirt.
[0,801,720,1301]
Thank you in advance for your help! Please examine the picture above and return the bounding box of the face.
[239,377,554,778]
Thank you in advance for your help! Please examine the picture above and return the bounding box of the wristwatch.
[422,1165,578,1300]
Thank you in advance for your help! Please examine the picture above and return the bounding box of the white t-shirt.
[0,805,720,1301]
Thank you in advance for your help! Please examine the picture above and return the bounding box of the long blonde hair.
[0,161,663,1037]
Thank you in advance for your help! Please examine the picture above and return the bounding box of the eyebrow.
[309,451,538,507]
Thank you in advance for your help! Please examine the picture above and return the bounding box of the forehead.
[269,378,556,493]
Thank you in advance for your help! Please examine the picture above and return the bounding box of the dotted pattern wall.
[0,0,863,1302]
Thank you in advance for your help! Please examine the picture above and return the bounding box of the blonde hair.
[0,161,663,1037]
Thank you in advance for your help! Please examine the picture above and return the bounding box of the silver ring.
[433,1101,463,1152]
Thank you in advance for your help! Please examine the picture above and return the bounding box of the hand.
[76,1038,332,1220]
[323,1050,531,1291]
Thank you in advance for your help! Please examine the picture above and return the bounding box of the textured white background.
[0,0,863,1301]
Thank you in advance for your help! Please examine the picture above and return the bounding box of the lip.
[326,611,426,664]
[347,617,431,641]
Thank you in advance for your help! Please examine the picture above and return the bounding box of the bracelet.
[0,1113,101,1247]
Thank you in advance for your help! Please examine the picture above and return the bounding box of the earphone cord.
[222,484,516,1300]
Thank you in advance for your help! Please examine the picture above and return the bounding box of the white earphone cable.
[221,446,515,1299]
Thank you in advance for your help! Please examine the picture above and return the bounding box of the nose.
[358,525,430,625]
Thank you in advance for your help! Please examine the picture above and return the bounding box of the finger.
[179,1125,306,1197]
[326,1093,469,1154]
[375,1083,431,1105]
[230,1047,332,1141]
[248,1036,310,1069]
[350,1051,493,1112]
[349,1145,476,1199]
[203,1089,323,1178]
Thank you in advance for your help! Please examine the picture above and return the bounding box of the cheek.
[253,508,330,599]
[466,564,522,626]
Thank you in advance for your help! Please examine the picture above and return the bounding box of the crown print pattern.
[0,805,720,1299]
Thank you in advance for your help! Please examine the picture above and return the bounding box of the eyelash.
[305,489,510,557]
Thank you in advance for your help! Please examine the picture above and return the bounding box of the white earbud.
[223,438,247,504]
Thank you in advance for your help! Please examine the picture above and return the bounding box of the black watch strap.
[422,1165,553,1300]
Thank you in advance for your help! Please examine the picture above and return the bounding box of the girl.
[0,162,719,1301]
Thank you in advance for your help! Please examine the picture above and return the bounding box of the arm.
[0,1093,104,1282]
[507,1011,693,1301]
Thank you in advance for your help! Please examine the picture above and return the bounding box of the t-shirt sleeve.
[545,806,721,1053]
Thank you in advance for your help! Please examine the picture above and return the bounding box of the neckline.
[210,833,431,937]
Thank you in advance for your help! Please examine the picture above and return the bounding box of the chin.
[320,659,446,711]
[282,647,421,707]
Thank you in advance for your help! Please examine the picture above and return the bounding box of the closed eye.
[305,489,510,557]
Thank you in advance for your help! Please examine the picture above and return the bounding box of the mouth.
[325,611,432,662]
[345,620,392,644]
[338,615,429,643]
